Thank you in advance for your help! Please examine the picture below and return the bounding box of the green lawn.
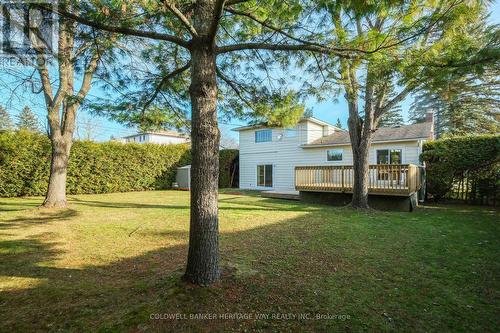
[0,191,498,332]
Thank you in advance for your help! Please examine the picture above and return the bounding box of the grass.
[0,190,498,332]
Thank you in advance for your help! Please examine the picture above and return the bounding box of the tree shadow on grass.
[70,197,190,210]
[0,204,497,332]
[0,200,41,212]
[0,209,78,230]
[70,196,314,212]
[0,209,345,332]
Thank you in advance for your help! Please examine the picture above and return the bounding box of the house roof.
[303,121,433,147]
[231,117,340,131]
[121,130,189,139]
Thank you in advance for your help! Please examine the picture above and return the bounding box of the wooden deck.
[295,164,423,196]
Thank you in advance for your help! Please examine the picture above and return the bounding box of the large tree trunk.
[348,113,372,209]
[346,62,377,209]
[43,135,72,208]
[183,38,221,285]
[346,90,372,209]
[351,140,370,209]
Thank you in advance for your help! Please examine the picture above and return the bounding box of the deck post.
[341,166,345,191]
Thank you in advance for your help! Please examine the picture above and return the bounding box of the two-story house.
[233,115,434,193]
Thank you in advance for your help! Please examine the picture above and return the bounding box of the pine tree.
[409,17,499,137]
[378,107,404,128]
[335,118,342,129]
[377,86,404,128]
[410,68,499,137]
[16,106,40,131]
[0,105,13,130]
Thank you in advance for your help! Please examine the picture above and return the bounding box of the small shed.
[176,165,191,190]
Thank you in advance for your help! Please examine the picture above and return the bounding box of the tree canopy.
[0,106,13,131]
[16,106,40,132]
[410,21,500,136]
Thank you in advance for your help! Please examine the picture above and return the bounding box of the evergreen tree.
[335,118,342,129]
[409,16,499,137]
[16,106,40,131]
[410,68,499,137]
[58,0,359,285]
[0,105,13,130]
[378,109,404,128]
[377,85,404,127]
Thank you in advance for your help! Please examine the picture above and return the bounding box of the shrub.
[0,130,51,197]
[421,134,500,203]
[218,149,239,188]
[0,131,192,197]
[0,131,240,197]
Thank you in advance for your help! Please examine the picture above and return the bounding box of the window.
[257,164,273,187]
[376,149,403,181]
[255,129,272,143]
[326,149,343,161]
[283,128,297,138]
[376,149,402,164]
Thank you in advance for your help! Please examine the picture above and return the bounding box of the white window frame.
[375,148,404,164]
[256,164,274,188]
[255,129,272,143]
[326,149,343,162]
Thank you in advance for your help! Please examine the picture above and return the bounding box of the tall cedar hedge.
[421,134,500,201]
[0,131,238,197]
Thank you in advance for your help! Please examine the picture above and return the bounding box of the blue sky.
[1,2,499,142]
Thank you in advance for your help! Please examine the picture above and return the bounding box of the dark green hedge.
[421,134,500,203]
[0,131,238,197]
[218,149,239,188]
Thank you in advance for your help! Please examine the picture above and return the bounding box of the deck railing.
[295,164,423,196]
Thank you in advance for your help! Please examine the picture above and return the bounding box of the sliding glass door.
[376,149,403,182]
[376,149,402,165]
[257,164,273,188]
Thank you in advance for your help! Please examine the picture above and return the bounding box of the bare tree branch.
[208,0,226,39]
[75,53,100,102]
[375,85,414,120]
[141,61,191,115]
[33,3,191,49]
[224,7,330,51]
[216,67,255,111]
[161,0,199,37]
[216,42,354,56]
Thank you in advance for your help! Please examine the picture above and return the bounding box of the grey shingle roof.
[305,122,433,146]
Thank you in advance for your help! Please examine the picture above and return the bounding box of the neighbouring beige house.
[118,130,190,145]
[233,114,434,198]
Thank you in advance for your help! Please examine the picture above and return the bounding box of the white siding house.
[119,130,190,145]
[234,117,433,192]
